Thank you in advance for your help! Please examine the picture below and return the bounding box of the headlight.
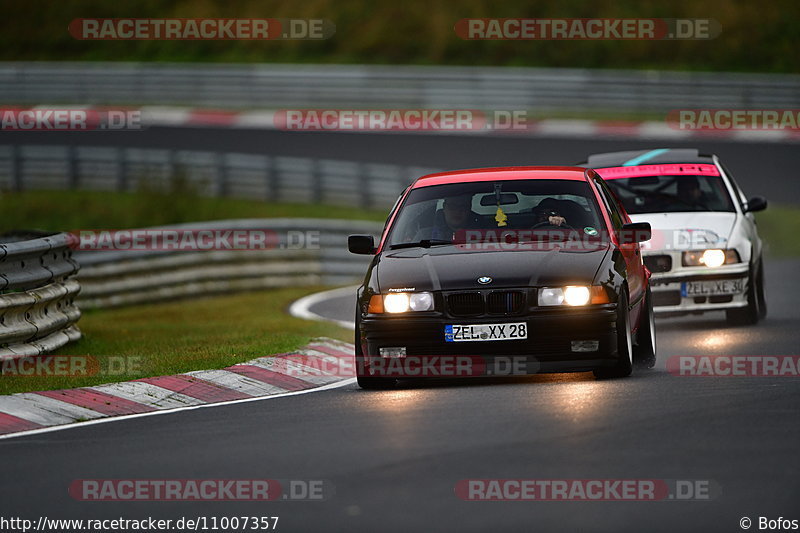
[539,286,604,306]
[682,249,740,267]
[409,292,434,311]
[538,287,565,306]
[372,292,435,313]
[564,286,591,306]
[383,293,410,313]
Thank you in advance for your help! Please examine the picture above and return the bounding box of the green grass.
[756,206,800,258]
[0,189,387,233]
[0,286,353,395]
[1,0,798,73]
[3,190,797,258]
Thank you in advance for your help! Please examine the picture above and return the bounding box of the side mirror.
[620,222,651,244]
[744,196,767,213]
[348,234,376,255]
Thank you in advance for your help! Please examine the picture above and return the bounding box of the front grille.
[644,255,672,273]
[447,292,484,316]
[694,296,734,304]
[709,295,733,304]
[487,291,525,314]
[652,291,681,307]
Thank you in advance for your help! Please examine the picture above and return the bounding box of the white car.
[581,149,767,325]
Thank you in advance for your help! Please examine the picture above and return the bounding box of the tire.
[357,376,397,389]
[756,259,768,320]
[355,309,396,390]
[594,287,634,379]
[726,259,764,326]
[633,286,657,369]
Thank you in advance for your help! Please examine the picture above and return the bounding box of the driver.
[533,198,568,227]
[676,176,707,208]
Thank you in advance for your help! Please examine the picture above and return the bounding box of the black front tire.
[594,288,634,379]
[726,259,765,326]
[633,286,657,369]
[756,259,768,320]
[357,376,397,389]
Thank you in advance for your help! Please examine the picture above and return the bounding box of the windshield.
[603,174,735,214]
[386,179,605,247]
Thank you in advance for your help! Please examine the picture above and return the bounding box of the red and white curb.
[31,105,800,143]
[142,107,800,142]
[0,338,355,439]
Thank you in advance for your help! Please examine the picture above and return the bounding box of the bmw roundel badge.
[477,276,492,285]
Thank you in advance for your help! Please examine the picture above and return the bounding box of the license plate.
[681,279,744,297]
[445,323,527,342]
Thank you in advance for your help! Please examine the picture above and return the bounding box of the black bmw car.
[348,166,656,389]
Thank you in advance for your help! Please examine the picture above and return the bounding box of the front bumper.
[358,305,619,378]
[646,254,749,314]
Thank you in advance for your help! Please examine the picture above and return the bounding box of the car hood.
[376,244,610,292]
[629,212,737,251]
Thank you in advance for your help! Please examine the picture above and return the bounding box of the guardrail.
[0,145,438,211]
[74,219,383,309]
[0,219,383,357]
[1,62,799,112]
[0,232,82,359]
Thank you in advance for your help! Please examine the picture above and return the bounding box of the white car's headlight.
[373,292,435,313]
[539,286,601,307]
[682,249,740,267]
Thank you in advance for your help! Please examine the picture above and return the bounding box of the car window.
[719,163,747,209]
[603,174,735,214]
[592,177,624,231]
[386,179,605,246]
[382,187,409,234]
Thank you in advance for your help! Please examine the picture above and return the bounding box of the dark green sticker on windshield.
[584,227,598,236]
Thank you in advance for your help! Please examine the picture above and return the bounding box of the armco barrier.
[1,62,798,112]
[0,145,438,211]
[1,219,381,358]
[0,232,82,359]
[73,219,383,309]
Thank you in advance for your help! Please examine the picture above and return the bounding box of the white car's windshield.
[604,174,735,214]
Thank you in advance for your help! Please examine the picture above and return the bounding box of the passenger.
[431,195,480,240]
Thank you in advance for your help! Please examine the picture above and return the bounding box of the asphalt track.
[6,127,800,203]
[0,257,796,532]
[1,130,798,532]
